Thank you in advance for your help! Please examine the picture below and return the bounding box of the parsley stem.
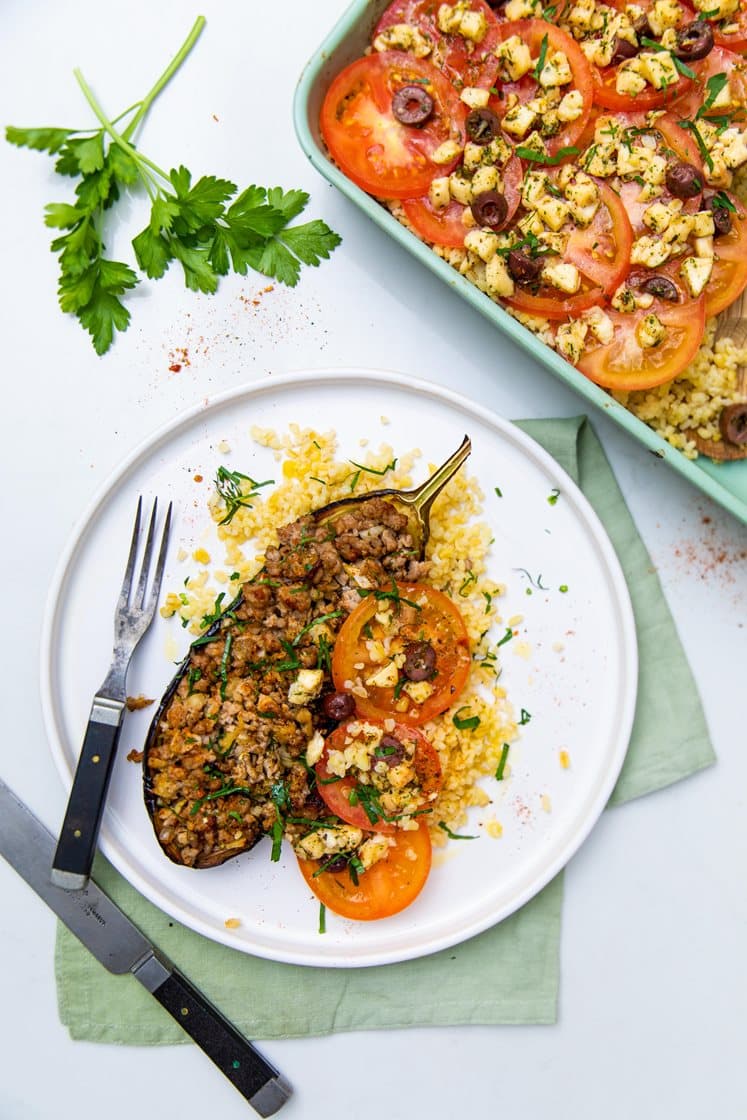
[122,16,206,141]
[72,69,169,190]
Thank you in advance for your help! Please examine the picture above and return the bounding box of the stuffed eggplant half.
[142,438,471,874]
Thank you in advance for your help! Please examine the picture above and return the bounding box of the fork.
[51,497,172,890]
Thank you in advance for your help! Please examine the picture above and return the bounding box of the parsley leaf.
[5,17,341,354]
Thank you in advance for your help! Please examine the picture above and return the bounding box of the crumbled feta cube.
[638,50,680,91]
[680,255,713,297]
[692,210,715,238]
[459,7,489,41]
[558,89,584,122]
[501,102,537,139]
[366,660,400,688]
[471,164,500,195]
[636,312,667,348]
[288,668,324,706]
[495,35,534,81]
[373,22,433,57]
[535,194,569,231]
[616,63,648,98]
[429,176,451,210]
[583,306,615,344]
[449,172,473,204]
[630,235,671,267]
[642,201,674,234]
[504,0,539,16]
[646,0,685,36]
[460,86,491,109]
[542,260,581,293]
[305,730,326,767]
[403,679,435,704]
[564,172,598,208]
[538,50,573,88]
[431,139,463,166]
[693,0,737,17]
[485,253,516,297]
[465,227,499,261]
[556,319,588,361]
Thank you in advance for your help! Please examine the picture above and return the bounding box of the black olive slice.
[402,640,437,681]
[665,160,703,199]
[719,402,747,445]
[705,193,733,236]
[470,189,508,229]
[465,107,501,146]
[636,273,680,301]
[392,84,434,127]
[507,249,543,286]
[674,20,714,61]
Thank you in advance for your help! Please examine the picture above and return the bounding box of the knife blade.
[0,777,292,1117]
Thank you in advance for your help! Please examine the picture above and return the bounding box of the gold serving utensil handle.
[313,435,472,556]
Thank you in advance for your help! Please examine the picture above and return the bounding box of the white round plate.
[41,370,637,967]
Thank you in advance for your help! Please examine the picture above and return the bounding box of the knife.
[0,777,292,1117]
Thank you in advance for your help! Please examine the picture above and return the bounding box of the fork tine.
[134,498,159,608]
[144,501,173,621]
[116,497,143,616]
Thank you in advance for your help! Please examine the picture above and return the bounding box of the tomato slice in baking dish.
[703,191,747,319]
[504,179,633,320]
[314,719,442,832]
[331,581,470,726]
[712,10,747,52]
[296,818,432,921]
[401,153,523,247]
[482,20,594,159]
[589,0,696,111]
[373,0,503,87]
[575,264,706,390]
[668,45,747,121]
[320,52,467,199]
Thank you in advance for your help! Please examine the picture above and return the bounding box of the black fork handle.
[51,701,125,890]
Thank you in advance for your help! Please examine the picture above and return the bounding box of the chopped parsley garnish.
[190,783,254,816]
[514,567,548,590]
[677,120,714,170]
[640,38,696,79]
[515,145,579,166]
[187,667,202,695]
[318,903,326,934]
[459,571,477,596]
[438,822,478,840]
[201,592,226,628]
[532,34,549,82]
[710,190,736,213]
[293,610,344,646]
[497,627,514,647]
[559,583,569,593]
[453,707,480,731]
[547,488,560,505]
[215,467,274,525]
[218,632,233,699]
[495,743,510,782]
[697,72,728,119]
[494,485,503,497]
[519,708,532,725]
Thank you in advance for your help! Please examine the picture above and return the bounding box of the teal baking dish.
[293,1,747,525]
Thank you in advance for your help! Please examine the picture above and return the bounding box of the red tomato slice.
[591,0,695,110]
[374,0,502,86]
[320,52,467,200]
[713,11,747,52]
[482,20,594,158]
[576,264,706,390]
[296,818,432,920]
[505,179,633,320]
[315,720,442,832]
[704,192,747,318]
[331,582,470,726]
[401,153,523,246]
[669,45,747,121]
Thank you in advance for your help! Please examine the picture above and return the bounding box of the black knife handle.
[147,965,292,1116]
[51,708,124,890]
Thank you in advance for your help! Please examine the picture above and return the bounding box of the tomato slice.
[296,818,432,920]
[610,111,705,231]
[482,20,594,158]
[704,192,747,318]
[320,52,467,199]
[505,179,633,320]
[669,45,747,122]
[374,0,503,87]
[713,11,747,53]
[576,263,706,390]
[331,582,470,726]
[401,153,523,246]
[315,720,442,832]
[590,0,695,110]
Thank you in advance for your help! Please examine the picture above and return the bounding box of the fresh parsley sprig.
[6,16,341,354]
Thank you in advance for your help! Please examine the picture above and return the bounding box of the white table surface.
[1,2,745,1117]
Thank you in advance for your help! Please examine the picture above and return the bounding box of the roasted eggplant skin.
[141,440,471,870]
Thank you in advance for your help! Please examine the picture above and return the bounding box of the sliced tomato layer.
[704,192,747,319]
[374,0,503,87]
[297,818,432,921]
[482,20,594,158]
[331,581,470,725]
[505,179,633,320]
[315,720,442,832]
[576,263,706,390]
[401,154,523,247]
[320,52,467,199]
[670,45,747,122]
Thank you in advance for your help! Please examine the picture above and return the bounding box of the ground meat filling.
[144,498,428,868]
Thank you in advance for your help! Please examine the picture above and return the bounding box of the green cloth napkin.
[55,416,715,1043]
